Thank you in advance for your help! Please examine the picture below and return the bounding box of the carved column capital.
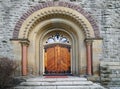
[85,39,93,45]
[20,39,30,46]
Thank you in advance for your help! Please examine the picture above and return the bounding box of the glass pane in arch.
[46,33,69,44]
[47,38,54,43]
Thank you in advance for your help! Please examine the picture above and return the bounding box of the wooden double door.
[44,44,71,74]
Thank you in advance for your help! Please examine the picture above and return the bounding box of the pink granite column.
[86,40,93,75]
[20,40,29,76]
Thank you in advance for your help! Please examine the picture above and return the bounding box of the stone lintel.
[10,38,30,46]
[10,38,29,41]
[85,38,103,41]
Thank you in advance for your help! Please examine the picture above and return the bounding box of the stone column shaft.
[86,40,93,75]
[20,40,29,76]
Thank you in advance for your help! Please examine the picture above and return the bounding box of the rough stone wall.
[100,62,120,88]
[101,0,120,62]
[0,0,120,67]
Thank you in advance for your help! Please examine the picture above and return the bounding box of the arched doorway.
[39,27,79,75]
[11,1,102,76]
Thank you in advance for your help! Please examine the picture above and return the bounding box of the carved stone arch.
[25,13,87,38]
[12,1,100,39]
[26,12,89,38]
[18,8,94,39]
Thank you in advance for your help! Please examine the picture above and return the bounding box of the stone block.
[100,62,120,66]
[101,74,110,78]
[101,78,111,82]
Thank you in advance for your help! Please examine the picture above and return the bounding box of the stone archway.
[13,1,100,39]
[11,1,102,76]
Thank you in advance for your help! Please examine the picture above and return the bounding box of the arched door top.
[13,1,100,39]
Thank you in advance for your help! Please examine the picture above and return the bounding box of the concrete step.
[14,76,105,89]
[26,77,87,82]
[20,81,93,86]
[15,85,104,89]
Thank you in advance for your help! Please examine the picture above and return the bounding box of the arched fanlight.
[46,33,69,44]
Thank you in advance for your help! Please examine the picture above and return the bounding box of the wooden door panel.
[45,47,55,73]
[60,47,70,73]
[44,44,71,74]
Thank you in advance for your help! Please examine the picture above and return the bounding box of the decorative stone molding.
[25,12,87,38]
[13,1,100,39]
